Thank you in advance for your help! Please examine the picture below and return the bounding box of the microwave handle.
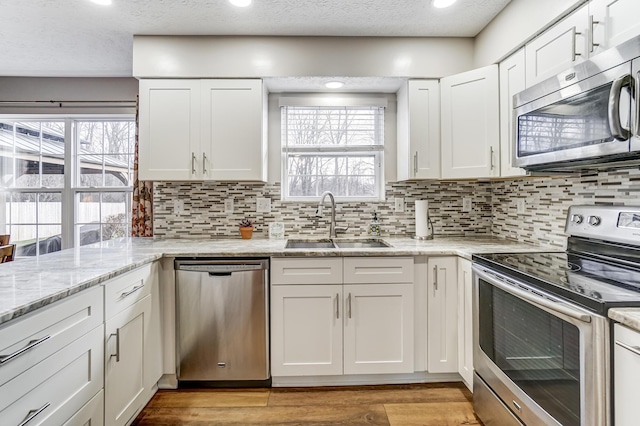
[608,74,632,141]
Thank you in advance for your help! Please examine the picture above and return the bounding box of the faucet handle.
[335,224,351,235]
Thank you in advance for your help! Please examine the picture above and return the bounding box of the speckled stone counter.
[609,308,640,332]
[0,236,544,326]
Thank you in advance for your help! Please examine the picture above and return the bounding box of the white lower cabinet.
[427,257,458,373]
[271,285,343,376]
[271,257,415,378]
[457,258,473,390]
[614,323,640,425]
[63,390,104,426]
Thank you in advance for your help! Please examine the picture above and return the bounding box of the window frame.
[280,103,386,202]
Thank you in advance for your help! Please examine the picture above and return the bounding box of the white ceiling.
[1,0,511,78]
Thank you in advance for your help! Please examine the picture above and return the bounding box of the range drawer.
[0,286,103,387]
[104,262,155,319]
[344,257,414,284]
[271,257,342,285]
[0,325,103,425]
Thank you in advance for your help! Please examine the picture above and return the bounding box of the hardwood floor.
[133,383,481,425]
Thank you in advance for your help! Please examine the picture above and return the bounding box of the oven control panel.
[566,205,640,245]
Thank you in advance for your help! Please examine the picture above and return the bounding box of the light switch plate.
[256,198,271,213]
[174,199,184,215]
[463,198,472,212]
[516,198,526,214]
[224,198,234,214]
[394,197,405,212]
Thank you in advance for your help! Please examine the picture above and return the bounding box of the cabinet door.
[427,257,458,373]
[590,0,640,56]
[271,285,343,376]
[441,65,499,179]
[614,323,640,426]
[499,49,527,178]
[343,284,414,375]
[457,258,473,391]
[138,79,201,181]
[201,79,266,181]
[105,296,151,426]
[525,5,588,87]
[397,80,440,180]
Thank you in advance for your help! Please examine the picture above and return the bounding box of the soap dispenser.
[369,211,381,237]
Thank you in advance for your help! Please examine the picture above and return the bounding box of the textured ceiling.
[0,0,511,77]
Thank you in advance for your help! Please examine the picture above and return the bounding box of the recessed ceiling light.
[325,81,344,89]
[89,0,112,5]
[229,0,252,7]
[433,0,456,8]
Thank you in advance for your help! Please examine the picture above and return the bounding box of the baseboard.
[158,373,178,389]
[271,372,462,387]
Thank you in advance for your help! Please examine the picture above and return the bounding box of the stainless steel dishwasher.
[175,258,269,385]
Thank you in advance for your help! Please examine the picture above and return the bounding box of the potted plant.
[238,218,255,239]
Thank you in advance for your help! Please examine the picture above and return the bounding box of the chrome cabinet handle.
[616,340,640,357]
[589,15,600,53]
[110,329,121,362]
[336,293,339,319]
[120,283,144,299]
[413,152,418,175]
[0,335,51,365]
[191,152,196,174]
[433,266,438,295]
[572,29,582,62]
[348,293,352,319]
[635,71,640,138]
[202,152,207,175]
[17,403,50,426]
[490,147,495,170]
[608,74,633,141]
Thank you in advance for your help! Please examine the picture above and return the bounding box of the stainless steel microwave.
[514,36,640,171]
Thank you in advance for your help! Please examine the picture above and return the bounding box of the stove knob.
[587,216,601,226]
[570,214,583,224]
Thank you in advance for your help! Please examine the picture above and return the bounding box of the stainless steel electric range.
[472,205,640,426]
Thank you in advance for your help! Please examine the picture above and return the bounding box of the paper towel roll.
[415,199,430,237]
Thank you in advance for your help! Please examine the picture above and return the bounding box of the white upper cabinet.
[499,49,527,178]
[138,79,267,182]
[525,5,588,87]
[397,80,441,180]
[201,79,267,181]
[440,65,500,179]
[138,79,201,181]
[590,0,640,55]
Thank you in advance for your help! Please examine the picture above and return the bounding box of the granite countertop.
[0,235,543,326]
[609,308,640,332]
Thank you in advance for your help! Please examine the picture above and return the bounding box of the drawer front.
[343,257,414,284]
[271,257,343,285]
[62,389,104,426]
[0,286,103,387]
[105,263,155,319]
[0,325,104,424]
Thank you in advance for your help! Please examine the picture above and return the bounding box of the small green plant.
[239,218,254,228]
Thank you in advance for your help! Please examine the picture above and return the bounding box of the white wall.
[474,0,586,66]
[133,36,475,79]
[267,92,397,184]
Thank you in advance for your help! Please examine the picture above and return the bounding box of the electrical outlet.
[394,197,405,212]
[224,198,234,214]
[256,198,271,213]
[516,198,526,214]
[173,199,184,215]
[463,198,472,212]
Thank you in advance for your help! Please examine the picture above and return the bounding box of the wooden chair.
[0,235,9,245]
[0,244,15,263]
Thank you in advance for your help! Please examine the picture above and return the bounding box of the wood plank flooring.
[133,383,481,425]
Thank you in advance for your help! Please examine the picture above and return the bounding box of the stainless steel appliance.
[175,258,269,384]
[473,205,640,425]
[514,36,640,171]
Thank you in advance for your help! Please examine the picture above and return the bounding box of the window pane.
[104,154,132,186]
[104,122,134,156]
[78,192,101,223]
[348,176,375,196]
[11,224,38,254]
[11,192,36,223]
[78,122,105,155]
[348,157,375,176]
[288,156,316,176]
[288,176,317,197]
[38,193,62,225]
[102,192,128,222]
[101,221,129,242]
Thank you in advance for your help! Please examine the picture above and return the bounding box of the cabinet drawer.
[344,257,414,284]
[271,258,343,285]
[104,263,155,319]
[0,325,103,425]
[63,390,104,426]
[0,286,103,387]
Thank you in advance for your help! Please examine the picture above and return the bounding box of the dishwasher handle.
[175,259,268,275]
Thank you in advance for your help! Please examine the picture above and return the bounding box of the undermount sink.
[284,239,392,249]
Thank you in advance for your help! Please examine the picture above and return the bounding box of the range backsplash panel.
[153,181,493,239]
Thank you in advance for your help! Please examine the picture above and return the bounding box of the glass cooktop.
[473,251,640,314]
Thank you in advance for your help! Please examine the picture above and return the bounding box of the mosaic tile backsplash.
[153,168,640,248]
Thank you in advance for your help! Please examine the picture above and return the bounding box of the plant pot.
[239,226,254,239]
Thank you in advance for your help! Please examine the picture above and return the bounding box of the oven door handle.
[473,266,592,324]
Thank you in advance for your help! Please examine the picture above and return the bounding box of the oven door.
[473,265,609,426]
[514,62,633,169]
